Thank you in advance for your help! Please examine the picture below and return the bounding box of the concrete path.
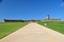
[0,22,64,42]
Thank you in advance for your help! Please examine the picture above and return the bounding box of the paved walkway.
[0,22,64,42]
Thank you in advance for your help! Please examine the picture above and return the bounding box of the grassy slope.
[38,21,64,34]
[0,22,27,39]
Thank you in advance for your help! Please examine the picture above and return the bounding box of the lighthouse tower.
[47,14,50,20]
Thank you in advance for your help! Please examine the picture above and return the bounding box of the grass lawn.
[38,21,64,34]
[0,22,27,39]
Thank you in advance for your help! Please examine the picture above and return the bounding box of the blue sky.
[0,0,64,20]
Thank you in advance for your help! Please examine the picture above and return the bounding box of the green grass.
[0,22,27,39]
[38,21,64,34]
